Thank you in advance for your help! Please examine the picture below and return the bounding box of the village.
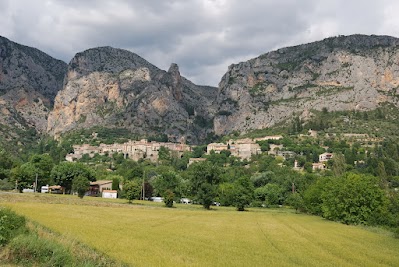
[65,130,343,173]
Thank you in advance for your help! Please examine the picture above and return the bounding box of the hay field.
[2,193,399,267]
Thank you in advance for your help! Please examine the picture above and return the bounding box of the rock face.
[0,36,67,135]
[214,34,399,135]
[48,47,217,143]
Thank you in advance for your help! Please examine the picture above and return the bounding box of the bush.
[0,207,26,245]
[164,189,175,208]
[394,227,399,239]
[8,232,73,267]
[72,175,90,198]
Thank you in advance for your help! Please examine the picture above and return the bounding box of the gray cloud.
[0,0,398,85]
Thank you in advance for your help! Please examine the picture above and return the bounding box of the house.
[230,142,261,160]
[88,180,113,196]
[102,190,118,199]
[48,185,65,194]
[293,160,303,171]
[207,143,228,154]
[319,153,334,162]
[253,135,283,141]
[312,162,326,171]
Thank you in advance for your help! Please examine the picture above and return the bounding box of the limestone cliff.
[47,47,217,143]
[0,36,67,138]
[215,34,399,135]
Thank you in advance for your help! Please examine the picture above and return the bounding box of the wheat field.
[1,193,399,266]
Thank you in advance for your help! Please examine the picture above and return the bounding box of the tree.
[302,178,330,215]
[254,183,284,206]
[50,162,96,193]
[11,163,38,192]
[158,146,171,164]
[231,176,254,211]
[107,175,123,191]
[163,189,175,208]
[153,171,182,207]
[218,182,235,206]
[285,193,304,212]
[197,182,215,209]
[123,181,141,203]
[331,153,345,177]
[250,171,274,188]
[29,154,54,189]
[72,175,90,198]
[187,161,220,209]
[322,173,388,225]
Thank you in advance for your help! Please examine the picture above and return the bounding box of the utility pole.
[142,170,146,200]
[34,173,38,193]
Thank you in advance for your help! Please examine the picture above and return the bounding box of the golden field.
[1,193,399,267]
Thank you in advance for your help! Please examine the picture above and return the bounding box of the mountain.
[47,47,218,144]
[3,34,399,149]
[0,36,67,148]
[214,34,399,135]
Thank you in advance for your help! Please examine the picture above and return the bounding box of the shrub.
[164,189,175,208]
[0,207,26,246]
[394,227,399,239]
[8,232,73,267]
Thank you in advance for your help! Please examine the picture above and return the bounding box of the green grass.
[1,193,399,266]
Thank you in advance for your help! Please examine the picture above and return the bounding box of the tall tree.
[188,161,220,209]
[72,175,90,198]
[231,176,254,211]
[123,181,141,203]
[50,162,96,193]
[331,153,345,177]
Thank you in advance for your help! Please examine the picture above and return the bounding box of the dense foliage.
[1,106,399,232]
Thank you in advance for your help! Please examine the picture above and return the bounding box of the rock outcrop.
[0,36,67,138]
[214,34,399,135]
[48,47,217,143]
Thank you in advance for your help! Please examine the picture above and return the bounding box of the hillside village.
[66,129,385,174]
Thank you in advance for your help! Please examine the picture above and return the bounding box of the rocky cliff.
[214,35,399,135]
[47,47,217,143]
[0,36,67,139]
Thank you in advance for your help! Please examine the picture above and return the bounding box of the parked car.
[150,197,164,202]
[180,198,191,204]
[212,201,221,206]
[22,188,34,193]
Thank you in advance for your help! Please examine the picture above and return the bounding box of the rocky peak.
[48,47,218,143]
[168,63,183,101]
[0,36,67,101]
[67,46,161,81]
[215,34,399,135]
[0,36,67,136]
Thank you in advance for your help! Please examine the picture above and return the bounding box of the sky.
[0,0,399,86]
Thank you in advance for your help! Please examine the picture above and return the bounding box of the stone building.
[66,139,191,163]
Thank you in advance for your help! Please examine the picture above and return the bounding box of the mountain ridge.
[48,46,218,144]
[214,34,399,136]
[2,34,399,147]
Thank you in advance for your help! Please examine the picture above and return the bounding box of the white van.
[41,185,49,193]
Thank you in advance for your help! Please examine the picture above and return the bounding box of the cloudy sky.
[0,0,398,86]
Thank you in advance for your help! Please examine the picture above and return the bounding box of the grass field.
[1,193,399,267]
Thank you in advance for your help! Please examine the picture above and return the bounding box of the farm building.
[102,190,118,199]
